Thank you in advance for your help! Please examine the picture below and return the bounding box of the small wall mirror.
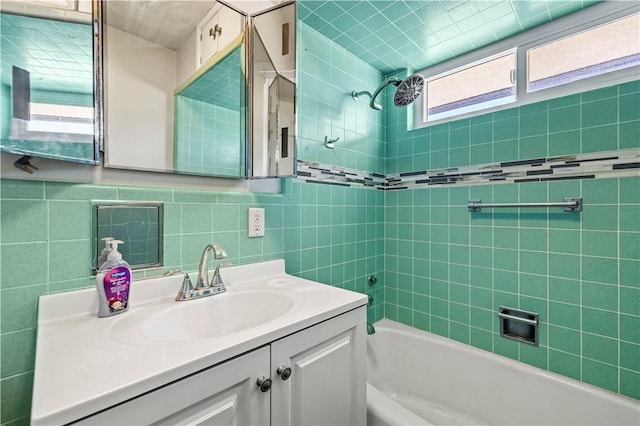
[250,2,296,177]
[103,1,248,178]
[0,0,100,165]
[92,201,164,274]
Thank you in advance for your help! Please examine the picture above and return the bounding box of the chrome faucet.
[195,243,227,294]
[167,244,228,301]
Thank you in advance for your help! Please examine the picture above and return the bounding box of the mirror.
[103,1,248,178]
[92,201,164,274]
[250,2,296,177]
[0,0,100,165]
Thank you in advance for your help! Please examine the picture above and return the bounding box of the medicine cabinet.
[0,0,101,165]
[102,1,248,178]
[102,0,297,179]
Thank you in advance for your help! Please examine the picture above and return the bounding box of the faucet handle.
[210,261,231,288]
[165,270,195,301]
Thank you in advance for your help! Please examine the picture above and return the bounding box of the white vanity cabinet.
[31,261,369,426]
[75,346,271,425]
[73,307,366,426]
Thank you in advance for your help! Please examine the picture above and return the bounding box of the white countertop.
[31,260,367,425]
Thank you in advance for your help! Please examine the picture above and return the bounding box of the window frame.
[413,1,640,129]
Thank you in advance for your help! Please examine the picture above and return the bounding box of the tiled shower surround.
[383,177,639,398]
[297,21,639,400]
[1,19,639,426]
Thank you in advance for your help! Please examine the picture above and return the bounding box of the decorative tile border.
[297,148,640,190]
[296,161,386,187]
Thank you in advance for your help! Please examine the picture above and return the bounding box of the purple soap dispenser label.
[103,267,131,313]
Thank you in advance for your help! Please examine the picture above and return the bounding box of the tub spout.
[367,322,376,335]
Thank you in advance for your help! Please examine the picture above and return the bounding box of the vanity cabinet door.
[270,307,367,426]
[75,346,270,425]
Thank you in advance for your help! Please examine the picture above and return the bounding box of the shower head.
[353,74,425,111]
[393,74,425,107]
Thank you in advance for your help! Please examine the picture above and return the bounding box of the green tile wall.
[383,79,640,399]
[297,22,386,174]
[385,80,640,174]
[0,177,383,424]
[282,179,385,316]
[384,177,639,398]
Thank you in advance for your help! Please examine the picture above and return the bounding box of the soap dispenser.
[96,240,131,317]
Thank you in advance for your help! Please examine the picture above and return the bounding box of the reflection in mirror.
[251,2,296,178]
[174,39,246,177]
[104,1,247,178]
[267,74,295,175]
[0,0,99,164]
[92,201,164,274]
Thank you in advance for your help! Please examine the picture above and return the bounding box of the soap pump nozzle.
[106,239,124,261]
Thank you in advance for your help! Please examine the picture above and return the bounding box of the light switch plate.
[248,208,265,237]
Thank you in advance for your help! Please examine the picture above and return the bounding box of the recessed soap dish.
[498,306,539,346]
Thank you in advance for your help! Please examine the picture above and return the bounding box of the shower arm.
[351,90,381,109]
[368,77,401,110]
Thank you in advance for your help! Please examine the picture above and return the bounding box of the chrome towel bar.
[468,197,582,213]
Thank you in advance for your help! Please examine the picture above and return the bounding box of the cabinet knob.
[277,365,292,380]
[256,375,272,392]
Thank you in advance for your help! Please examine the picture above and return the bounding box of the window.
[27,103,94,136]
[11,102,94,143]
[425,51,516,122]
[414,3,639,129]
[527,14,640,92]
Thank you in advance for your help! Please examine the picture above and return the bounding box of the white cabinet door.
[200,13,219,64]
[215,5,243,52]
[199,5,243,66]
[270,307,367,426]
[76,346,271,425]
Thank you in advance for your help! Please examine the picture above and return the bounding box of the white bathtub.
[367,319,639,426]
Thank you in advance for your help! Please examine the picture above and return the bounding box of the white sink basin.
[143,291,294,342]
[111,289,296,345]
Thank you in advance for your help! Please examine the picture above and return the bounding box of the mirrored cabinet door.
[103,1,248,178]
[0,0,100,165]
[250,1,296,178]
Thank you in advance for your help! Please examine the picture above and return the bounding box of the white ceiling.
[106,0,283,51]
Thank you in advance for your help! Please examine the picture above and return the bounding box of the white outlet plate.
[248,208,265,237]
